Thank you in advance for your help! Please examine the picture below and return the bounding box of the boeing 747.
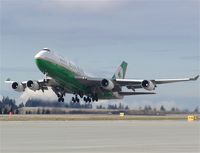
[5,48,199,103]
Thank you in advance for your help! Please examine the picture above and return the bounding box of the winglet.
[190,75,199,81]
[5,78,14,83]
[6,78,11,81]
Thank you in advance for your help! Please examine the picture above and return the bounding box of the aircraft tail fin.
[112,61,128,79]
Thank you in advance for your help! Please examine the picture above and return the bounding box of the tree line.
[0,96,199,115]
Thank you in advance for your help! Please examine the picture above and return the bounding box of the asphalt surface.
[0,120,199,153]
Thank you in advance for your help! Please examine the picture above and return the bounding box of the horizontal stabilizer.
[119,92,156,96]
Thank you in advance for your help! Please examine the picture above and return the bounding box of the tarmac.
[0,120,199,153]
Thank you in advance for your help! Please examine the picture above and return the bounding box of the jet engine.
[12,82,24,92]
[101,79,114,90]
[27,80,40,91]
[141,80,155,91]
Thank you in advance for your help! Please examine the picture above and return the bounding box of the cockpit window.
[43,48,50,52]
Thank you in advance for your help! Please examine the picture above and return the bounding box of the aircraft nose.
[35,51,45,59]
[34,48,51,59]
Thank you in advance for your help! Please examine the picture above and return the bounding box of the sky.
[0,0,199,110]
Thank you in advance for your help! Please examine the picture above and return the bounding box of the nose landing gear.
[52,87,65,103]
[58,97,64,102]
[57,93,65,102]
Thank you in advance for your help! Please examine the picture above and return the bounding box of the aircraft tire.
[83,97,87,103]
[58,97,63,102]
[87,97,91,103]
[72,97,75,103]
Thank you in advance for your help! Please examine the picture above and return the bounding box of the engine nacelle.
[101,79,114,91]
[27,80,40,91]
[141,80,155,91]
[12,82,24,92]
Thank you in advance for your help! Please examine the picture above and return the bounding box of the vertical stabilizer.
[112,61,128,79]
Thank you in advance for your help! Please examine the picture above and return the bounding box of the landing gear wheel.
[58,97,64,103]
[95,96,98,102]
[92,97,95,102]
[95,93,98,102]
[83,97,87,103]
[72,97,76,103]
[87,97,91,103]
[79,92,83,98]
[75,95,80,103]
[76,97,80,103]
[91,93,98,102]
[72,96,80,103]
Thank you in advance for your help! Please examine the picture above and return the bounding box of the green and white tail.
[112,61,128,79]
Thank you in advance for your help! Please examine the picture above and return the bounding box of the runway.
[0,120,199,153]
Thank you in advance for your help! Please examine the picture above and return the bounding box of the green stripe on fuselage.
[35,58,118,99]
[35,58,88,93]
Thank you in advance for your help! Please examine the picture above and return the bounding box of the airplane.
[5,48,199,103]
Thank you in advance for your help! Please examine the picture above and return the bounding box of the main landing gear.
[72,95,80,103]
[54,89,99,103]
[83,95,98,103]
[71,93,98,103]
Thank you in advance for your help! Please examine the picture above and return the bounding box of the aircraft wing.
[76,75,199,91]
[152,75,199,84]
[116,75,199,87]
[5,79,44,85]
[5,78,18,84]
[119,92,156,95]
[5,77,59,92]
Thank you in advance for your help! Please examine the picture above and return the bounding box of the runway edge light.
[187,115,198,121]
[120,112,125,117]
